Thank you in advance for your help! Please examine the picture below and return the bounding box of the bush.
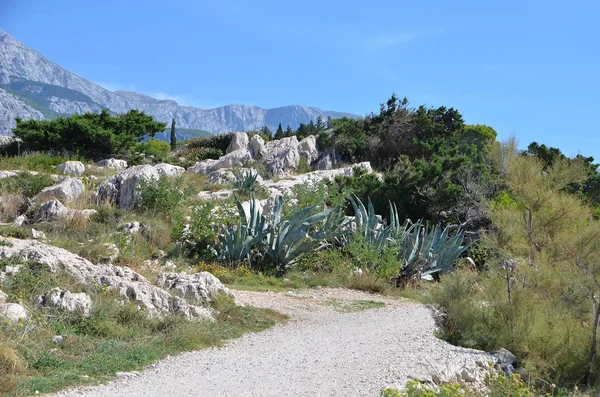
[0,172,56,197]
[136,176,192,217]
[142,139,171,162]
[172,201,219,259]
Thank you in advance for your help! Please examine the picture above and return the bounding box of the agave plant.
[215,195,268,266]
[395,222,470,279]
[263,196,338,273]
[348,195,395,253]
[234,169,259,195]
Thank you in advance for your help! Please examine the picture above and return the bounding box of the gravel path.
[50,288,491,397]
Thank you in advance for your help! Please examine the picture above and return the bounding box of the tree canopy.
[12,109,166,159]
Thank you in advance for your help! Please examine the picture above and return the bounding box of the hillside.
[0,28,358,136]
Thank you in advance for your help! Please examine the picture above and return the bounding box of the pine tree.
[275,123,284,139]
[316,115,325,132]
[326,116,333,129]
[285,125,293,136]
[170,118,177,150]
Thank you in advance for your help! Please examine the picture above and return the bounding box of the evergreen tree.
[261,125,272,140]
[285,125,293,136]
[316,115,325,132]
[170,118,177,150]
[275,123,284,139]
[326,116,333,129]
[307,120,317,136]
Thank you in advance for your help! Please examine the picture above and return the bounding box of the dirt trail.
[51,288,490,397]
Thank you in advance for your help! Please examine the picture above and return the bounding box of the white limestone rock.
[156,272,234,304]
[0,303,27,323]
[35,177,84,203]
[0,238,213,320]
[94,165,159,210]
[38,288,93,316]
[226,132,249,154]
[154,163,185,177]
[298,135,319,164]
[262,136,300,177]
[57,161,85,176]
[97,158,128,170]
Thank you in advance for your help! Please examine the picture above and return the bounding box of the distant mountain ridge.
[0,28,358,137]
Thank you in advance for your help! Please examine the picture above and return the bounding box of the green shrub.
[0,226,29,239]
[136,176,192,217]
[296,157,311,174]
[173,201,219,259]
[142,139,171,162]
[0,172,55,197]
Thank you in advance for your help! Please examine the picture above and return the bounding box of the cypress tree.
[170,118,177,150]
[275,123,284,139]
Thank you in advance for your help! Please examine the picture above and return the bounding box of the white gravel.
[49,288,491,397]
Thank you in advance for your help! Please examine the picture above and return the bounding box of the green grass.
[0,264,287,397]
[324,299,385,312]
[0,152,85,173]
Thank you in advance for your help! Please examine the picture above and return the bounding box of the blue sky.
[1,0,599,160]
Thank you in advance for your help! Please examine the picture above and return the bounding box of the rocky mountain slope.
[0,28,357,136]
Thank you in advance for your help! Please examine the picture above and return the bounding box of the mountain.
[0,29,358,137]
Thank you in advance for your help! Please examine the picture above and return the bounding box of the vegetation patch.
[0,262,286,397]
[324,299,385,312]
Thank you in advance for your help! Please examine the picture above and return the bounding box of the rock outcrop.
[35,199,96,222]
[187,149,252,175]
[96,158,128,170]
[297,135,319,164]
[0,238,215,320]
[38,287,93,316]
[226,132,249,154]
[156,272,233,304]
[0,302,27,323]
[35,177,84,203]
[154,163,185,177]
[249,135,265,158]
[95,165,159,210]
[262,136,301,177]
[57,161,85,176]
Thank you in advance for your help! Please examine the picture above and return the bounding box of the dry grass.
[0,345,24,375]
[0,194,28,223]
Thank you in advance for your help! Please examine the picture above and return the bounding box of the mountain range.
[0,28,357,139]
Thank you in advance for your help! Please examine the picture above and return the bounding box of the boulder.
[38,288,93,316]
[94,165,159,210]
[197,190,234,201]
[156,272,233,304]
[249,135,265,158]
[30,229,47,240]
[226,132,249,154]
[57,161,85,176]
[207,169,237,185]
[36,199,68,220]
[262,136,300,177]
[0,170,18,179]
[298,135,319,164]
[0,238,214,320]
[35,177,84,203]
[186,159,219,175]
[154,163,185,177]
[122,222,143,234]
[0,289,7,304]
[12,214,27,227]
[0,303,27,323]
[212,149,253,171]
[316,149,342,170]
[97,158,128,170]
[491,348,518,365]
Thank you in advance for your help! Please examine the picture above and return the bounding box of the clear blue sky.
[1,0,599,160]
